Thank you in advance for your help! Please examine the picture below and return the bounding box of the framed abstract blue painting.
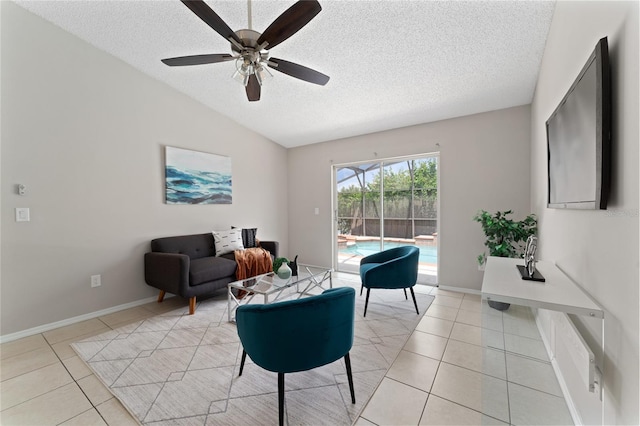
[165,146,232,204]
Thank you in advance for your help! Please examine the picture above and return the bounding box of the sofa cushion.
[213,229,244,256]
[189,256,237,286]
[231,226,258,249]
[151,233,215,260]
[242,228,258,248]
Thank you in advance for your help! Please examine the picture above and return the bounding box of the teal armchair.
[359,246,420,317]
[235,287,356,426]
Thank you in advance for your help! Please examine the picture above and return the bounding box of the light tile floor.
[357,286,574,426]
[0,276,573,425]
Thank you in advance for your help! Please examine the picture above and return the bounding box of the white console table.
[481,256,603,319]
[482,256,605,424]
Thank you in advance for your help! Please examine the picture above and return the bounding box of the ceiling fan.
[162,0,330,102]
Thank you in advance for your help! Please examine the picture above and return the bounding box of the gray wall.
[288,105,532,291]
[530,1,639,424]
[1,2,289,336]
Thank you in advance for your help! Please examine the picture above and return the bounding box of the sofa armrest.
[144,252,190,295]
[259,241,279,258]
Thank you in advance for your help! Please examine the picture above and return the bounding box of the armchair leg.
[364,288,371,317]
[410,287,419,315]
[278,373,285,426]
[344,353,356,404]
[239,350,247,376]
[157,290,166,303]
[403,288,408,300]
[189,297,196,315]
[360,284,363,296]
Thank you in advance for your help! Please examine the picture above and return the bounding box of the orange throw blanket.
[234,247,273,281]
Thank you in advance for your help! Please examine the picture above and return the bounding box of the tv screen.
[546,37,611,209]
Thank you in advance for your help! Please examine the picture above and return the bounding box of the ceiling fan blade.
[268,57,329,86]
[246,74,261,101]
[257,0,322,50]
[161,54,233,66]
[181,0,242,45]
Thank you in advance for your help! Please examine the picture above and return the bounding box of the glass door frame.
[331,152,440,284]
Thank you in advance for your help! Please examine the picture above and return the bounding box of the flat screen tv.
[546,37,611,209]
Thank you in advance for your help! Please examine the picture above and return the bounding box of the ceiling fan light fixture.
[232,69,250,86]
[232,57,254,86]
[255,64,273,86]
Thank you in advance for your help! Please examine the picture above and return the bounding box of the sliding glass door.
[334,155,438,284]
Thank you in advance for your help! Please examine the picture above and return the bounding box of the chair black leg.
[403,288,408,300]
[278,373,285,426]
[410,287,419,315]
[344,353,356,404]
[239,349,247,376]
[364,288,371,317]
[360,284,363,296]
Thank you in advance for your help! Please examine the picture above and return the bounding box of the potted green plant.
[473,209,537,310]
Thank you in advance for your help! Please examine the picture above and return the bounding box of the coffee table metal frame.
[227,263,333,322]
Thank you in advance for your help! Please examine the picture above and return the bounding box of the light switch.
[15,208,30,222]
[314,207,319,215]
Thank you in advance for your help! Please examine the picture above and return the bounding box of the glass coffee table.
[227,264,333,322]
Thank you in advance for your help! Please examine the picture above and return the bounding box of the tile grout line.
[365,290,565,425]
[424,294,511,425]
[0,306,188,425]
[0,331,109,424]
[48,327,113,426]
[415,298,457,425]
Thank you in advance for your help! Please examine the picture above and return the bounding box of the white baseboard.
[437,285,481,295]
[0,295,168,344]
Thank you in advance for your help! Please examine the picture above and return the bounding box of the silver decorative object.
[524,235,538,278]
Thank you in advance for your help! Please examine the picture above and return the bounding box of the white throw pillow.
[212,229,244,256]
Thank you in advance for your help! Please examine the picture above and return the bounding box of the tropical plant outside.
[337,159,438,237]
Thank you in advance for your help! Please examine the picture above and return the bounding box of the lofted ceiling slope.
[14,0,555,148]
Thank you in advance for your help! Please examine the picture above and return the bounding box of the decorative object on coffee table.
[276,261,291,279]
[273,257,288,272]
[473,209,537,311]
[290,255,299,276]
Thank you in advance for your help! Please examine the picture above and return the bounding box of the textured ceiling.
[15,0,555,148]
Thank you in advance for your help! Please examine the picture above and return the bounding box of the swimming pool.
[339,241,437,264]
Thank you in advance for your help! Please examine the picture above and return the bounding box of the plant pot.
[488,300,510,311]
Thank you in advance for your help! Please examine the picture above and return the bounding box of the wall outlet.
[91,275,101,288]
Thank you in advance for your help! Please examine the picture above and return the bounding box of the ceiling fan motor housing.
[232,29,268,68]
[231,29,262,52]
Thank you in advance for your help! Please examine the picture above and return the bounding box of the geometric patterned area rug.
[72,276,433,425]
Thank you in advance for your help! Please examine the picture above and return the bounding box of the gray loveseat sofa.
[144,233,278,314]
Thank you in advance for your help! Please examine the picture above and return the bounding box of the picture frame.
[165,146,232,204]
